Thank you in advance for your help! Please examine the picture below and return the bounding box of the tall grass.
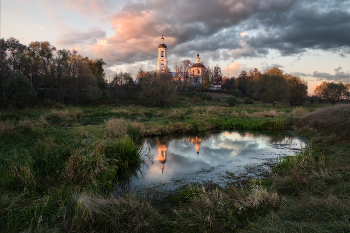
[173,182,280,232]
[273,147,326,196]
[71,193,161,233]
[167,108,187,120]
[45,109,85,120]
[0,120,15,134]
[294,104,350,141]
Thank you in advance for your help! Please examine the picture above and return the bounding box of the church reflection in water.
[157,136,204,173]
[157,139,168,173]
[188,136,201,154]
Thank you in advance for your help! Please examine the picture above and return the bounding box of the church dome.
[158,44,167,48]
[191,63,205,68]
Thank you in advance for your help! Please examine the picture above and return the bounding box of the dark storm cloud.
[290,72,310,77]
[312,67,350,82]
[90,0,350,68]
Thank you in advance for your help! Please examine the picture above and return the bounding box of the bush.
[226,97,238,106]
[3,71,37,108]
[244,97,254,104]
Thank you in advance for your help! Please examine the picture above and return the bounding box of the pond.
[117,130,307,196]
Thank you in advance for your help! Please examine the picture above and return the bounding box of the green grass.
[0,102,347,232]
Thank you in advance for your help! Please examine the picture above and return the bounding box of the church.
[157,35,206,86]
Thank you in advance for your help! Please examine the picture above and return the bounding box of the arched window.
[161,51,164,57]
[197,70,200,75]
[161,63,164,71]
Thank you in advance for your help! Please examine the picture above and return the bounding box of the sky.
[2,0,350,94]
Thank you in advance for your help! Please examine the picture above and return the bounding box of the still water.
[117,130,307,195]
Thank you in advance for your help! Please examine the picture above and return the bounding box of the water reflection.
[157,139,168,173]
[118,130,306,195]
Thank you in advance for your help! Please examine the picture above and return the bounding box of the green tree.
[86,58,108,100]
[265,67,283,77]
[285,75,308,106]
[251,73,288,107]
[3,71,37,108]
[222,77,235,90]
[315,82,348,105]
[226,96,238,106]
[111,72,135,103]
[138,71,176,107]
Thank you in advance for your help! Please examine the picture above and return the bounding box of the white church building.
[156,35,207,87]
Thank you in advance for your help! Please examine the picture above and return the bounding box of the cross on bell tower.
[157,35,168,72]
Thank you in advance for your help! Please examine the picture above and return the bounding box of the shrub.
[226,97,238,106]
[244,97,254,104]
[193,96,202,104]
[3,71,37,108]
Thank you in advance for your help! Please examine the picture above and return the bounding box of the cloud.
[222,63,243,77]
[240,31,249,37]
[56,27,106,46]
[290,72,310,77]
[31,0,350,72]
[312,67,350,82]
[32,0,116,20]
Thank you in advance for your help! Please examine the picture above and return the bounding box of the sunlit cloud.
[223,63,243,77]
[240,31,249,37]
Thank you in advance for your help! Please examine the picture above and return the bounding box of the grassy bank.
[0,102,345,232]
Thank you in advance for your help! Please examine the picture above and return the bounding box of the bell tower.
[157,35,168,72]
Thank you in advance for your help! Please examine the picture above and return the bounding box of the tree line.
[0,37,110,107]
[314,81,350,104]
[1,37,348,108]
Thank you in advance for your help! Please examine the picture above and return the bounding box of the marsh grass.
[275,146,325,173]
[1,103,343,232]
[0,120,15,134]
[294,104,350,141]
[106,118,145,142]
[71,193,161,233]
[251,109,282,118]
[45,109,85,120]
[111,107,133,117]
[106,118,128,138]
[290,106,308,117]
[273,147,326,196]
[167,108,187,120]
[173,182,281,232]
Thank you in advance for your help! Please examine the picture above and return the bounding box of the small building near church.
[187,54,205,85]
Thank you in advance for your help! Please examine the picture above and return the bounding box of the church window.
[161,63,164,70]
[197,70,200,74]
[161,51,164,57]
